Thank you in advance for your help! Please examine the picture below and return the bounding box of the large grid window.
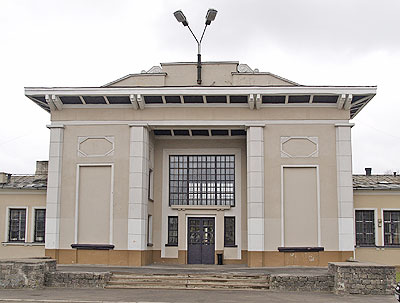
[384,211,400,246]
[167,216,178,246]
[34,209,46,243]
[169,155,235,206]
[8,208,26,242]
[355,210,375,246]
[224,217,236,247]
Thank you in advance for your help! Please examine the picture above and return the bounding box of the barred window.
[355,210,375,246]
[34,209,46,243]
[384,211,400,246]
[169,155,235,206]
[224,216,235,247]
[167,216,178,246]
[8,209,26,242]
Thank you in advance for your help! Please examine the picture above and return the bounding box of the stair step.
[110,277,269,283]
[106,282,269,290]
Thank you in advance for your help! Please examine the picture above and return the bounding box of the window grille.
[34,209,46,243]
[169,155,235,206]
[224,216,235,247]
[384,211,400,246]
[8,209,26,242]
[167,216,178,246]
[355,210,375,246]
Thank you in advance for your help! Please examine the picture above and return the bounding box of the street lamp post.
[173,9,218,85]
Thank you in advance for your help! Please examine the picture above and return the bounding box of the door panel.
[188,217,215,264]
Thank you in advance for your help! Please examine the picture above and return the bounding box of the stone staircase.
[106,272,270,290]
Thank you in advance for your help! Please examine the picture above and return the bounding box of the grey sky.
[0,0,399,174]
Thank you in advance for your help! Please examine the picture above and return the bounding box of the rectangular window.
[34,209,46,243]
[147,214,153,245]
[224,216,235,247]
[355,210,375,246]
[169,155,235,206]
[148,169,154,201]
[384,210,400,246]
[8,208,26,242]
[167,216,178,246]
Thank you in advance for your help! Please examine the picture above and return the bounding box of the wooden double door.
[187,217,215,264]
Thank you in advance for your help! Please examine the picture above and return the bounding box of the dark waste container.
[217,253,223,265]
[395,282,400,301]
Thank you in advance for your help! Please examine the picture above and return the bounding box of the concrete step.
[106,273,270,290]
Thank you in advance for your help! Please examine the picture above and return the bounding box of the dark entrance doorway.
[187,217,215,264]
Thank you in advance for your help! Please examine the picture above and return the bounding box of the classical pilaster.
[128,125,149,250]
[246,126,265,253]
[335,124,355,251]
[45,124,64,249]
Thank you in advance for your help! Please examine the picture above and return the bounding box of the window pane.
[34,209,46,243]
[224,217,235,246]
[9,209,26,242]
[355,210,375,246]
[168,216,178,245]
[384,211,400,246]
[169,155,235,206]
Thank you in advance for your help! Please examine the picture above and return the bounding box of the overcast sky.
[0,0,399,175]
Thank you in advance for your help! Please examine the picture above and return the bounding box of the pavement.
[57,264,330,276]
[0,288,396,303]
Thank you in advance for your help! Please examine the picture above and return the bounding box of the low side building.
[354,170,400,267]
[0,161,47,259]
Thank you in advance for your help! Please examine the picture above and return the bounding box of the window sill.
[170,205,231,211]
[148,198,154,203]
[1,242,45,247]
[147,243,154,247]
[165,244,178,247]
[224,245,237,248]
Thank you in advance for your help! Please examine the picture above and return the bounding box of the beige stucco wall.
[107,63,296,87]
[0,190,46,259]
[59,125,130,249]
[264,124,339,251]
[354,191,400,266]
[51,107,349,122]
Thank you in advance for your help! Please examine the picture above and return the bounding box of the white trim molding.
[280,136,319,158]
[335,124,355,252]
[77,136,115,157]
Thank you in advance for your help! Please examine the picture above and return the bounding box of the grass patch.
[396,272,400,283]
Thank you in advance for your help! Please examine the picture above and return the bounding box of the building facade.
[21,62,377,266]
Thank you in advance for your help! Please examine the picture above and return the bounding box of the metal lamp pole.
[173,9,218,85]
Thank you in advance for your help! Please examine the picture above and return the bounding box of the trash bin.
[217,253,223,265]
[395,282,400,301]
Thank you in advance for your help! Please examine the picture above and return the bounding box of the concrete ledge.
[328,262,396,295]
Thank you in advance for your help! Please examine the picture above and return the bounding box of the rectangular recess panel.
[144,96,163,104]
[191,129,209,136]
[106,96,131,104]
[59,96,83,104]
[288,95,310,103]
[82,96,107,104]
[229,95,247,103]
[153,129,172,136]
[312,95,339,103]
[352,95,368,103]
[211,129,229,136]
[206,96,227,103]
[231,129,246,136]
[183,96,203,103]
[165,96,181,103]
[173,129,190,136]
[262,95,286,104]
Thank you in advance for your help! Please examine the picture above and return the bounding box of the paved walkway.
[0,288,395,303]
[57,264,329,276]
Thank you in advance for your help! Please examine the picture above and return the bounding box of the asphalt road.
[0,288,396,303]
